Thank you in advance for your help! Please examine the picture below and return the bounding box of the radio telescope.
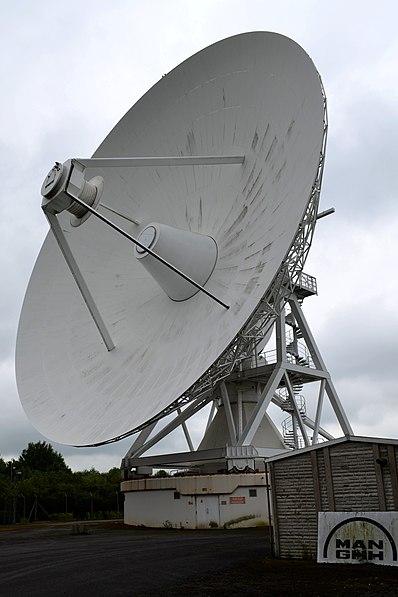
[16,32,352,475]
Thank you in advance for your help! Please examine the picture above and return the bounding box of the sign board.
[318,512,398,566]
[229,497,246,504]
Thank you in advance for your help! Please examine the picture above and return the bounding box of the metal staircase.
[258,274,351,450]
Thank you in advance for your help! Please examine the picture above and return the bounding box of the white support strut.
[289,294,354,435]
[73,155,245,169]
[45,212,115,352]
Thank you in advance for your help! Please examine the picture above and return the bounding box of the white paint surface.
[318,512,398,566]
[16,32,325,446]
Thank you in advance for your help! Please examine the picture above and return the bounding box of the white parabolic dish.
[16,32,326,446]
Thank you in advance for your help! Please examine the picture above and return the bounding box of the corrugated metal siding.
[381,444,398,510]
[315,450,329,511]
[272,451,318,558]
[330,444,379,511]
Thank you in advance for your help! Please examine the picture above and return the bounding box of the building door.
[196,495,220,528]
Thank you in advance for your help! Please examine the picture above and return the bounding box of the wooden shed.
[267,436,398,559]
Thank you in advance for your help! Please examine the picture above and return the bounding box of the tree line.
[0,441,123,524]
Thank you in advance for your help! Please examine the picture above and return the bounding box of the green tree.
[18,442,70,473]
[153,469,170,477]
[0,443,123,524]
[0,456,8,477]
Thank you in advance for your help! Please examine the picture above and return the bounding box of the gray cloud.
[1,1,397,470]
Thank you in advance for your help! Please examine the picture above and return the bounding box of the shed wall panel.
[270,440,398,559]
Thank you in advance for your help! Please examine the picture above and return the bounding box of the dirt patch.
[156,557,398,596]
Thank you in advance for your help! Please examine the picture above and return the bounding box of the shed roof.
[266,435,398,463]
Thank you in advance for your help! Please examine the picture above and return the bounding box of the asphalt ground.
[0,521,269,596]
[1,521,397,596]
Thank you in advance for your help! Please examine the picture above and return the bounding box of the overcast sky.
[1,1,397,471]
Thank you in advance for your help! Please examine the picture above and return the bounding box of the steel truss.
[122,271,353,475]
